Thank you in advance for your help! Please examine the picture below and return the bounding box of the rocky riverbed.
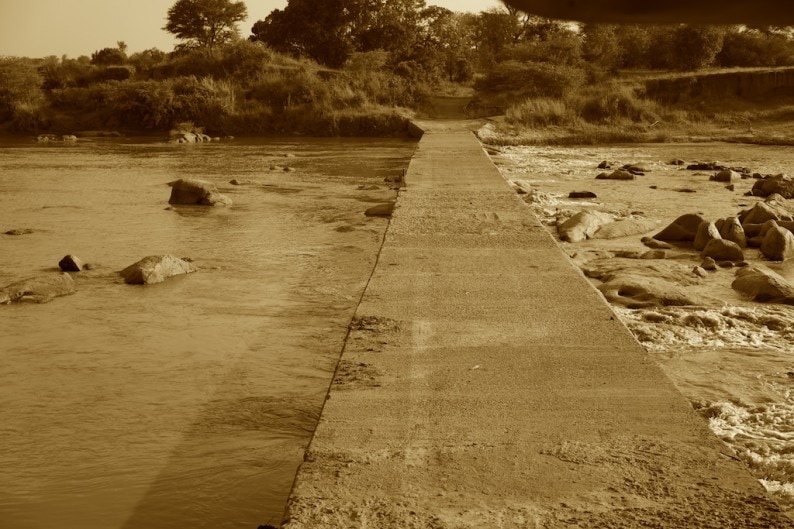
[488,141,794,512]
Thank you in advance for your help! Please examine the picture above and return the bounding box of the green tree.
[164,0,247,54]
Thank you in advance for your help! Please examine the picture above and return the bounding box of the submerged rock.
[557,210,614,242]
[167,179,232,207]
[596,170,635,181]
[642,236,672,250]
[598,275,712,308]
[364,203,395,218]
[732,266,794,304]
[4,228,34,236]
[654,213,706,242]
[1,273,76,304]
[591,217,659,239]
[120,255,197,285]
[568,191,597,199]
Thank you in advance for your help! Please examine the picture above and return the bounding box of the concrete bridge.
[281,121,791,528]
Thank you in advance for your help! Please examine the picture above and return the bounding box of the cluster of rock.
[36,134,77,142]
[169,132,221,144]
[1,254,198,305]
[654,194,794,263]
[595,162,650,181]
[530,159,794,308]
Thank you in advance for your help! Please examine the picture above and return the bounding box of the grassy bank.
[476,71,794,147]
[0,43,428,138]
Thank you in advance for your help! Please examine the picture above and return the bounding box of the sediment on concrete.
[282,124,791,528]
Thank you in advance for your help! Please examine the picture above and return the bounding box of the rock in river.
[591,217,660,239]
[694,221,721,251]
[760,223,794,261]
[701,239,744,262]
[732,266,794,304]
[596,170,635,181]
[557,210,614,242]
[168,179,232,206]
[120,255,197,285]
[1,273,76,304]
[365,203,395,218]
[751,174,794,199]
[59,254,86,272]
[654,213,706,242]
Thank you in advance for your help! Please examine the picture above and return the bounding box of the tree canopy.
[164,0,247,53]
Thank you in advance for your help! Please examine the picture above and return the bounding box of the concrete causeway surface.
[282,123,792,528]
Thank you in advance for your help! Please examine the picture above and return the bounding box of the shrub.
[506,98,578,127]
[0,58,44,120]
[575,85,659,124]
[477,61,586,99]
[11,101,50,132]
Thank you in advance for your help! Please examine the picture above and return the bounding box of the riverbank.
[478,108,794,147]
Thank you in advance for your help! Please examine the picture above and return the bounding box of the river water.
[0,137,415,529]
[491,142,794,511]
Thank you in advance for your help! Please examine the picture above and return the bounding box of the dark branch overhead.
[501,0,794,24]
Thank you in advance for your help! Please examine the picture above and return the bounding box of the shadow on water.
[119,387,325,529]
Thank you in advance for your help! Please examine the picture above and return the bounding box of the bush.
[718,30,794,67]
[506,98,578,127]
[575,85,659,124]
[11,101,50,132]
[477,61,586,99]
[0,58,44,120]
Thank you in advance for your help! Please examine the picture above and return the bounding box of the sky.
[0,0,503,59]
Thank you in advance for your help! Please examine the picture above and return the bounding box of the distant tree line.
[3,0,794,135]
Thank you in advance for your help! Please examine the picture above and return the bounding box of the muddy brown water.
[0,137,415,529]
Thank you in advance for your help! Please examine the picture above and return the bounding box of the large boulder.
[732,266,794,304]
[168,179,232,207]
[751,174,794,199]
[120,255,197,285]
[739,197,793,225]
[654,213,706,242]
[1,273,76,304]
[557,211,614,242]
[760,223,794,261]
[701,239,744,262]
[591,217,659,239]
[718,216,746,248]
[711,170,739,183]
[693,221,721,251]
